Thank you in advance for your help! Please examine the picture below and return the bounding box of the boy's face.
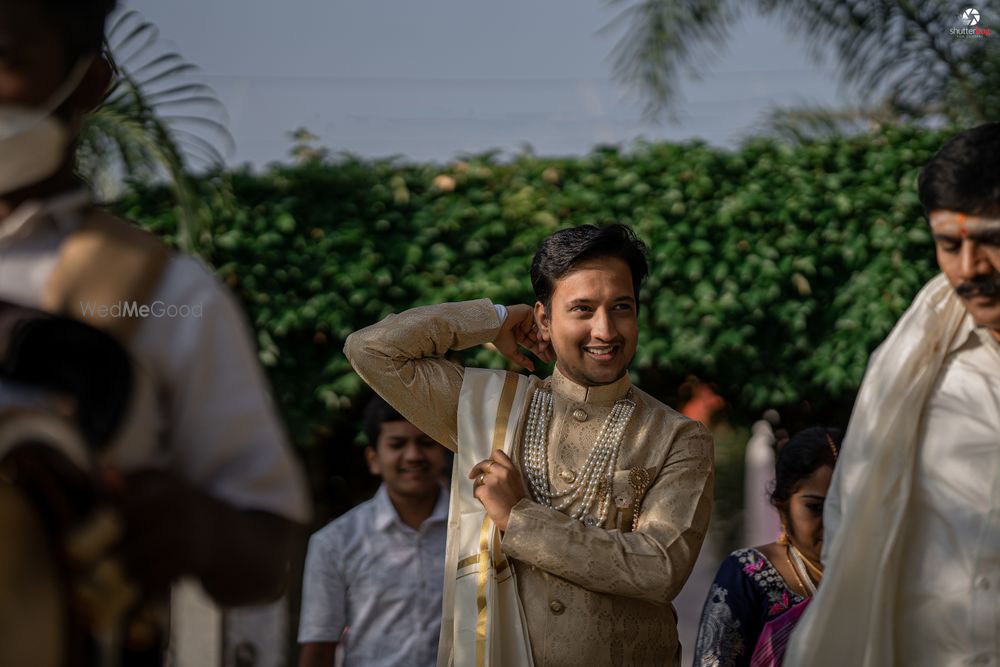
[535,256,639,387]
[365,420,446,500]
[0,4,68,109]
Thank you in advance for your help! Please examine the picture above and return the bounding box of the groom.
[345,224,714,666]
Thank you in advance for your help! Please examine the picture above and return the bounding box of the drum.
[0,406,164,667]
[0,305,160,666]
[0,483,65,667]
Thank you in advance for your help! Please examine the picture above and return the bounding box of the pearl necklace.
[522,385,635,527]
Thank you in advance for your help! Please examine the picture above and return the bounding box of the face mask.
[0,59,92,197]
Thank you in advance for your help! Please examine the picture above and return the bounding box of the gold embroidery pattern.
[628,467,651,532]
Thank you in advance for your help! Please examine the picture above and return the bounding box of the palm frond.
[610,0,1000,126]
[602,0,743,119]
[755,100,905,143]
[758,0,1000,124]
[77,9,234,254]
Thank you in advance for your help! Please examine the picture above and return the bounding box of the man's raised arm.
[343,299,502,451]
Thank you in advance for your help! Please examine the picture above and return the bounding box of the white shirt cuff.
[493,303,508,325]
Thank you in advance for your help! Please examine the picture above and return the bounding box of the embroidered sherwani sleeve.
[343,299,502,451]
[502,419,714,605]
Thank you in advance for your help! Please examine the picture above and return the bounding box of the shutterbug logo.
[951,7,991,37]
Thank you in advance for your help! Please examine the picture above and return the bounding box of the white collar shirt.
[298,483,449,667]
[895,316,1000,667]
[0,192,309,522]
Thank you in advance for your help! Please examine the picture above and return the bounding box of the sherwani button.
[559,469,576,484]
[572,408,588,422]
[549,600,565,614]
[976,576,990,590]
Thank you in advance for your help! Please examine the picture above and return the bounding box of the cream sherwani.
[344,299,714,667]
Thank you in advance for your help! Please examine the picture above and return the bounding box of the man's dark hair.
[918,122,1000,218]
[41,0,117,62]
[530,224,649,310]
[362,394,405,449]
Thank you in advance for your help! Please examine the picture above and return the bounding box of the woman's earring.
[777,524,789,546]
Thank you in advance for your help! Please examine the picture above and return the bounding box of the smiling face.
[783,464,833,564]
[930,210,1000,333]
[365,420,446,501]
[534,256,639,387]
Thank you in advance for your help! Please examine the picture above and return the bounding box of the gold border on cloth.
[475,372,518,667]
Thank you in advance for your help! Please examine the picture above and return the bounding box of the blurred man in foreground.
[0,0,309,661]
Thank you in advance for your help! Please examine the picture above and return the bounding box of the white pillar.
[224,598,289,667]
[168,579,223,667]
[743,419,781,547]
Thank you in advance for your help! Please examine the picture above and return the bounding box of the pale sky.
[122,0,848,168]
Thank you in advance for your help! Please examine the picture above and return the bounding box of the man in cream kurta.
[894,320,1000,665]
[345,225,714,666]
[785,123,1000,666]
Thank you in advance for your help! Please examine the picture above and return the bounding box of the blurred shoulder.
[632,385,712,441]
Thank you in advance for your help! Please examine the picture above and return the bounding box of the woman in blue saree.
[692,426,843,667]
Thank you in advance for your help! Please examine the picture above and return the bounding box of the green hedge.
[116,125,947,448]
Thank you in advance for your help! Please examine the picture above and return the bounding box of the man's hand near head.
[492,304,554,371]
[479,304,552,529]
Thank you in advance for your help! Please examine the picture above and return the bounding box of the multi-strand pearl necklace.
[522,385,636,527]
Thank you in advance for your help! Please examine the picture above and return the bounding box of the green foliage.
[115,126,947,448]
[708,423,751,551]
[79,10,233,254]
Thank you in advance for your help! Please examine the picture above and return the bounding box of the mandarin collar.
[549,364,632,405]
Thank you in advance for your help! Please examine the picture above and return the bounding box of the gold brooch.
[628,467,651,531]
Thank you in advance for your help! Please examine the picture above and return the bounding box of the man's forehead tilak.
[930,211,1000,237]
